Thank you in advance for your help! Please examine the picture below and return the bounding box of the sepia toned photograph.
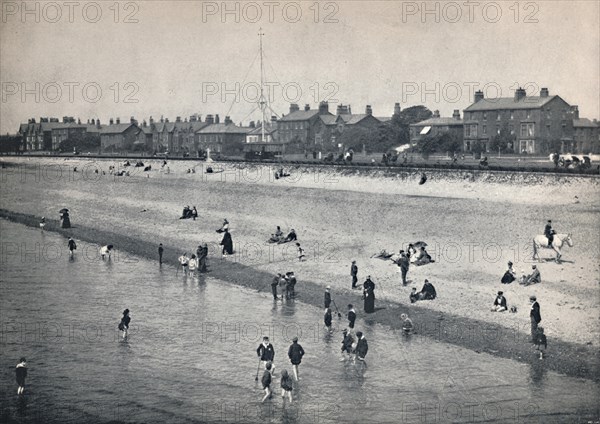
[1,1,599,423]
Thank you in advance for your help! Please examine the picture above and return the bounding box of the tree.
[59,132,100,152]
[490,128,516,154]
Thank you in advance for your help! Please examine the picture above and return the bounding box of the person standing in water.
[347,304,356,329]
[257,336,276,375]
[324,286,331,308]
[118,309,131,339]
[354,331,368,368]
[39,217,46,231]
[158,243,164,265]
[261,362,273,403]
[67,237,77,257]
[280,369,293,404]
[15,357,27,395]
[324,308,333,333]
[100,245,113,260]
[287,337,305,381]
[340,329,354,361]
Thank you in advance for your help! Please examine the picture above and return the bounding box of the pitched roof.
[411,117,463,127]
[100,123,138,134]
[464,96,558,111]
[197,123,251,134]
[319,115,337,125]
[573,118,598,128]
[376,116,392,122]
[247,125,277,135]
[340,114,380,125]
[153,122,165,132]
[279,109,321,121]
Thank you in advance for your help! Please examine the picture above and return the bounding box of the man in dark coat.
[397,250,410,285]
[544,220,555,246]
[287,337,305,381]
[530,296,542,342]
[198,243,208,272]
[350,260,358,289]
[67,237,77,257]
[419,279,436,300]
[285,272,296,298]
[158,243,164,265]
[271,274,282,300]
[347,304,356,329]
[354,331,368,367]
[220,229,233,256]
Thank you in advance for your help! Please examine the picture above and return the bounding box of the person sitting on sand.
[180,206,191,219]
[412,246,434,266]
[491,291,507,312]
[191,206,198,220]
[269,226,284,243]
[280,229,297,243]
[419,279,437,300]
[407,244,417,260]
[409,287,419,303]
[372,249,393,260]
[523,265,541,286]
[501,261,516,284]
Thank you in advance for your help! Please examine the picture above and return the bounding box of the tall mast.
[259,28,266,143]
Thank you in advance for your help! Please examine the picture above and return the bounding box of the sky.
[1,0,599,133]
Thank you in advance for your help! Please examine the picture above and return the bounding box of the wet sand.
[0,156,598,383]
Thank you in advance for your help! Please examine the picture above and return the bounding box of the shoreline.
[2,208,598,383]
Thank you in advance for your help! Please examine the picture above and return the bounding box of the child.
[118,309,131,339]
[280,369,293,404]
[296,243,305,262]
[340,329,354,361]
[100,245,113,260]
[401,313,413,334]
[534,327,547,359]
[68,237,77,257]
[261,362,273,402]
[324,308,332,333]
[39,217,46,231]
[16,357,27,395]
[178,253,189,275]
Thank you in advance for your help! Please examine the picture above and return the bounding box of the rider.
[544,220,556,246]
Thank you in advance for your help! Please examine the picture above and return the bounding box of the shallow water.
[0,219,598,423]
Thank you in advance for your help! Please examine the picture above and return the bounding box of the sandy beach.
[1,157,599,375]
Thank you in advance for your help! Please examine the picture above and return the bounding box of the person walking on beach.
[15,357,27,395]
[401,313,413,334]
[324,286,331,308]
[158,243,164,265]
[119,309,131,339]
[178,253,189,275]
[340,329,354,361]
[324,308,333,333]
[397,250,410,285]
[534,327,547,359]
[257,336,275,374]
[100,245,113,260]
[287,337,305,381]
[198,243,208,272]
[39,217,46,231]
[271,274,282,300]
[67,237,77,257]
[347,304,356,329]
[351,260,358,289]
[220,229,233,257]
[296,243,305,261]
[354,331,368,367]
[530,296,541,342]
[280,369,293,404]
[261,362,273,403]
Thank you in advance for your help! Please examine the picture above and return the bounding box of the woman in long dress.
[61,211,71,228]
[220,229,233,256]
[363,276,376,313]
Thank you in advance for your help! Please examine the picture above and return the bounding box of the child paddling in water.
[261,362,273,402]
[280,369,293,404]
[16,357,27,395]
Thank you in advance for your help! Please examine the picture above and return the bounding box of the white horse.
[533,233,573,263]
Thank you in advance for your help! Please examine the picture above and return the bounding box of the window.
[509,124,514,135]
[526,110,531,119]
[520,123,534,137]
[497,113,501,121]
[496,125,500,134]
[483,112,487,121]
[483,125,487,135]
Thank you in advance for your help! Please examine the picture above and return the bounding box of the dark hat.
[547,220,552,223]
[19,357,26,362]
[399,250,405,253]
[424,279,429,283]
[292,337,298,342]
[530,295,537,301]
[123,309,129,314]
[348,304,353,308]
[508,261,513,265]
[532,265,537,269]
[263,336,269,340]
[356,331,363,338]
[497,291,503,295]
[352,260,356,263]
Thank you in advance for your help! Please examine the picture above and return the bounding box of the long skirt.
[364,293,375,313]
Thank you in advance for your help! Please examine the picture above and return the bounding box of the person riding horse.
[544,220,556,246]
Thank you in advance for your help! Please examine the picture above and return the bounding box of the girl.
[280,370,293,403]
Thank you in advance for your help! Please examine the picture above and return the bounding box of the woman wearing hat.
[491,291,507,312]
[501,261,516,284]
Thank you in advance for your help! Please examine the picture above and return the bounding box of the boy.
[296,243,305,261]
[257,336,275,375]
[261,362,273,402]
[347,304,356,329]
[324,308,333,333]
[68,237,77,257]
[340,329,354,361]
[16,357,27,395]
[280,369,293,404]
[401,313,413,334]
[158,243,164,264]
[534,327,547,359]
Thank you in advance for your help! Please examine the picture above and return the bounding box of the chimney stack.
[394,102,401,116]
[130,116,137,125]
[215,114,220,124]
[206,114,214,125]
[474,90,484,103]
[453,109,461,120]
[571,105,579,119]
[96,118,101,128]
[250,121,255,128]
[514,87,526,102]
[348,105,352,114]
[319,101,329,114]
[289,104,299,114]
[224,116,232,125]
[271,115,277,124]
[176,116,181,123]
[110,118,114,125]
[337,104,343,115]
[540,87,549,98]
[365,105,372,116]
[116,117,120,124]
[304,104,310,111]
[149,116,154,125]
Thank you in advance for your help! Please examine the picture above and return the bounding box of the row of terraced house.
[17,87,600,155]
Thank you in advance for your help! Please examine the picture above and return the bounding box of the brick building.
[410,110,463,146]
